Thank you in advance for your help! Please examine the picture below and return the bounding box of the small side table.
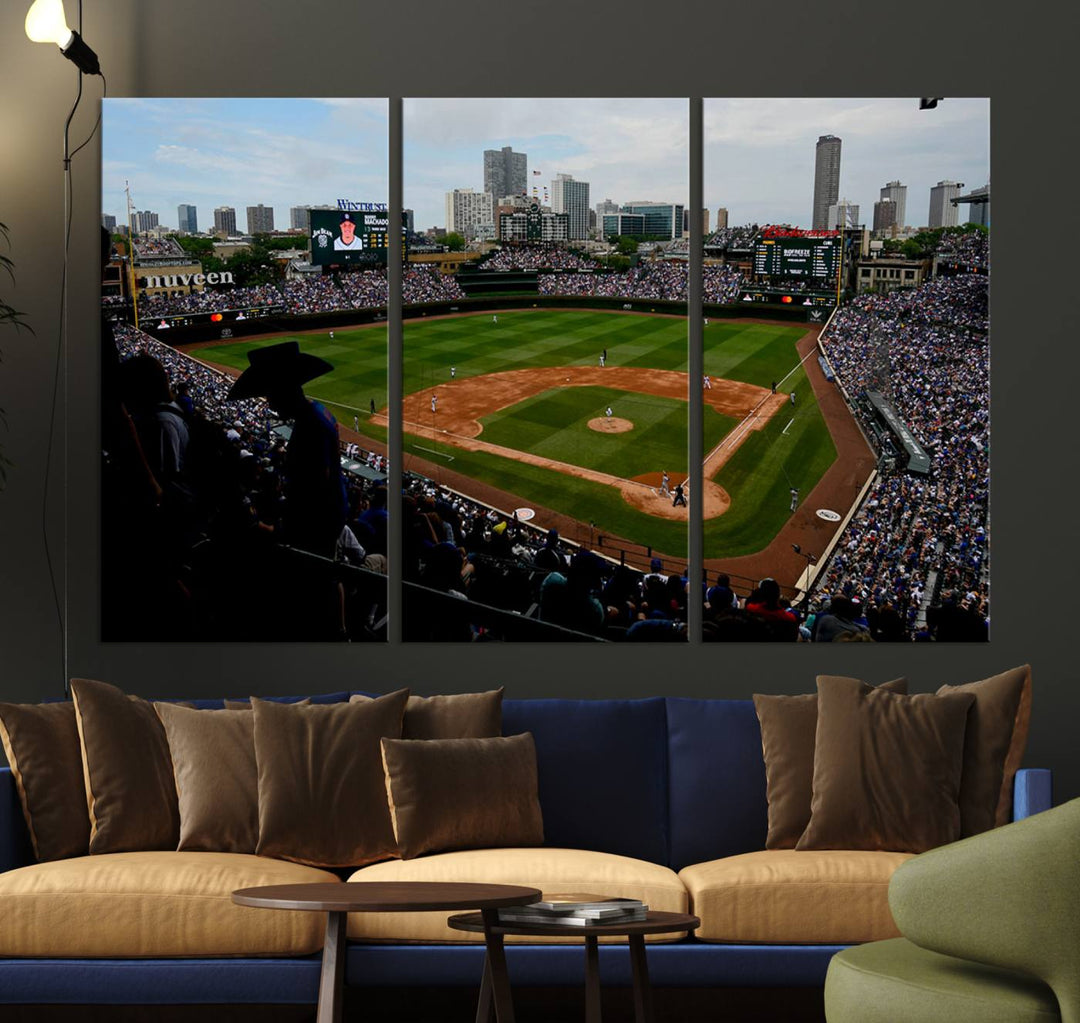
[448,909,700,1023]
[233,880,541,1023]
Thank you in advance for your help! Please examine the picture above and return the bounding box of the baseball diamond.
[190,309,859,580]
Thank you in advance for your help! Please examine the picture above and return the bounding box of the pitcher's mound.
[589,417,634,434]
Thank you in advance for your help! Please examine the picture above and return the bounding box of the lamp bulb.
[25,0,73,48]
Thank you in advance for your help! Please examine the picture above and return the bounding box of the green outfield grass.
[195,326,388,444]
[195,310,837,558]
[480,385,736,479]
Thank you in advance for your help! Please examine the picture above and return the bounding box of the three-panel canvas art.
[100,97,990,644]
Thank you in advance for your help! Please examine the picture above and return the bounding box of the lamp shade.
[25,0,73,47]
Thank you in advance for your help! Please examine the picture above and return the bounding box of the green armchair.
[825,798,1080,1023]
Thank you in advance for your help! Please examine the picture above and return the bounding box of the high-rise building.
[445,188,493,239]
[403,208,415,233]
[214,206,237,236]
[879,181,907,229]
[246,204,275,234]
[289,206,311,231]
[715,208,729,231]
[621,201,684,240]
[133,210,159,234]
[483,147,527,207]
[101,213,117,232]
[928,181,964,228]
[827,199,859,230]
[602,213,646,238]
[176,204,198,234]
[550,173,591,240]
[682,208,710,237]
[812,135,842,230]
[873,198,897,235]
[961,184,990,227]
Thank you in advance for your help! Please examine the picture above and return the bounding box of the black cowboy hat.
[227,341,333,400]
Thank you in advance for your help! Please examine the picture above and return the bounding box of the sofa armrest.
[1012,768,1052,820]
[0,768,34,873]
[889,799,1080,1023]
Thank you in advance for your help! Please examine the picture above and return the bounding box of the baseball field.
[193,309,838,563]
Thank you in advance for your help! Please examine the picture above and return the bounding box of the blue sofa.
[0,696,1052,1007]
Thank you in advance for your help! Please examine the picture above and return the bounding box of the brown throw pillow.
[155,703,260,854]
[381,733,544,860]
[753,677,907,849]
[253,689,409,868]
[937,665,1032,835]
[0,702,89,861]
[350,689,503,739]
[71,679,181,854]
[222,698,311,710]
[797,676,974,853]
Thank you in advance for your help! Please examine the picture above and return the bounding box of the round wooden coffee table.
[448,909,700,1023]
[233,881,541,1023]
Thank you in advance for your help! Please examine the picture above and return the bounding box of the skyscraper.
[403,209,415,233]
[134,210,159,234]
[812,135,842,230]
[827,199,859,230]
[928,181,964,228]
[873,198,897,235]
[177,204,198,234]
[290,206,311,231]
[214,206,237,236]
[715,208,729,231]
[445,188,494,239]
[550,173,590,240]
[595,198,620,223]
[101,213,116,232]
[879,181,907,229]
[246,204,275,234]
[483,147,527,205]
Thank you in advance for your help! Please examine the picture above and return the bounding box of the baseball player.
[329,330,334,340]
[431,394,438,414]
[790,390,796,406]
[450,366,456,379]
[672,482,687,508]
[599,353,606,368]
[704,374,712,390]
[790,487,799,512]
[492,314,498,324]
[660,471,671,497]
[605,406,613,418]
[353,415,359,431]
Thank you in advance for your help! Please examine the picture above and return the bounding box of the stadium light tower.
[25,0,101,75]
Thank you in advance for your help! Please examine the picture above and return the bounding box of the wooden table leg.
[480,909,516,1023]
[584,934,602,1023]
[316,910,347,1023]
[628,933,653,1023]
[475,952,496,1023]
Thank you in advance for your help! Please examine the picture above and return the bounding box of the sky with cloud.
[704,98,990,229]
[102,98,387,230]
[404,98,689,232]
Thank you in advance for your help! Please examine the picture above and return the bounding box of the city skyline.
[705,98,989,230]
[102,98,388,230]
[405,98,688,233]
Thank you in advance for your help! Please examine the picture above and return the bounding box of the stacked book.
[498,893,648,927]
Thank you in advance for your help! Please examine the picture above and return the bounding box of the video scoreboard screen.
[754,236,840,279]
[309,208,405,266]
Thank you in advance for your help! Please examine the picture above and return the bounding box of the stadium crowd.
[402,474,688,641]
[482,246,599,271]
[809,272,990,640]
[404,266,466,303]
[706,225,759,250]
[536,262,744,304]
[935,229,989,270]
[103,324,388,642]
[132,238,186,258]
[140,284,284,315]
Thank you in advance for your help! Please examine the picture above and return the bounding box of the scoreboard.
[754,236,840,279]
[309,208,405,266]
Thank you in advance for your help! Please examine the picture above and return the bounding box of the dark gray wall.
[1,2,1076,801]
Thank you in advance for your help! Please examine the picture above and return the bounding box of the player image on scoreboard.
[310,208,401,265]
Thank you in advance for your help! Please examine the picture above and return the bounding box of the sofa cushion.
[353,689,504,739]
[825,938,1061,1023]
[0,852,339,957]
[502,698,669,865]
[666,699,767,870]
[346,847,687,943]
[679,850,913,943]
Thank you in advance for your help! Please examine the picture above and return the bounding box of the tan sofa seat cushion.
[347,847,687,943]
[679,850,914,944]
[0,852,340,957]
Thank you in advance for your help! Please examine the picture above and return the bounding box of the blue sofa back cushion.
[180,691,352,710]
[502,698,669,865]
[666,698,768,870]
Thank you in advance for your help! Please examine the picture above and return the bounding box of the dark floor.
[6,987,828,1023]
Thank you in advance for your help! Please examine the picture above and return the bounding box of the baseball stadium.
[103,221,988,643]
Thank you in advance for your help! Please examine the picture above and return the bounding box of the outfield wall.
[127,295,812,348]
